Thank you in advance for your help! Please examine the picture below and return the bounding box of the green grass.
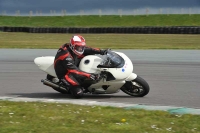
[0,32,200,49]
[0,101,200,133]
[0,14,200,27]
[1,15,199,49]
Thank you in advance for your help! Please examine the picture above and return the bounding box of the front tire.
[120,76,150,97]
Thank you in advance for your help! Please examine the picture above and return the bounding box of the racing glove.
[90,73,100,81]
[100,49,110,55]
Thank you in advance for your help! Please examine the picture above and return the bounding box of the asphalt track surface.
[0,49,200,109]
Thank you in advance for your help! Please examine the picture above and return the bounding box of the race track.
[0,49,200,109]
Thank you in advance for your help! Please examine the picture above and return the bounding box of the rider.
[54,35,108,98]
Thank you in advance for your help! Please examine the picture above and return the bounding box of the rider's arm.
[84,46,107,55]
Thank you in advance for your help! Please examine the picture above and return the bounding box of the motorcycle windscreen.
[98,51,133,80]
[98,52,125,68]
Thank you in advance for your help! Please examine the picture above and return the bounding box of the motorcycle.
[34,50,150,98]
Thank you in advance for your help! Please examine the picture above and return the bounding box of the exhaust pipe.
[41,79,66,90]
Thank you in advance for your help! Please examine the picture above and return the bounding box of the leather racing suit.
[54,43,105,89]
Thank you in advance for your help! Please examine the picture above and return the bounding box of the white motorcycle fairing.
[79,52,134,79]
[34,56,57,77]
[78,51,137,93]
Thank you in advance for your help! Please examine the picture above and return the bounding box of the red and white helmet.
[70,35,86,56]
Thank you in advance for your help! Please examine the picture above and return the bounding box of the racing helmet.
[70,35,86,56]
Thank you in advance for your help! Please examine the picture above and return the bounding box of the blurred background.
[0,0,200,16]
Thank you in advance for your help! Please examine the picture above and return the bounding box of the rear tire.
[46,74,70,94]
[120,76,150,97]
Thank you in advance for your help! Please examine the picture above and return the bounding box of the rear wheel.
[120,76,150,97]
[46,74,70,94]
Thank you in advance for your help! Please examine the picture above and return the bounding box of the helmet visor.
[74,45,85,55]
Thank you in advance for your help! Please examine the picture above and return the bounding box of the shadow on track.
[7,92,134,99]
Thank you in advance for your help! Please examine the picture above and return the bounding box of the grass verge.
[0,101,200,133]
[0,15,200,27]
[0,32,200,49]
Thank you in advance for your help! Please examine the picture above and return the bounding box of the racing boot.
[70,86,83,99]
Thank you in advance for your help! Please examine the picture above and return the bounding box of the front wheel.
[120,76,150,97]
